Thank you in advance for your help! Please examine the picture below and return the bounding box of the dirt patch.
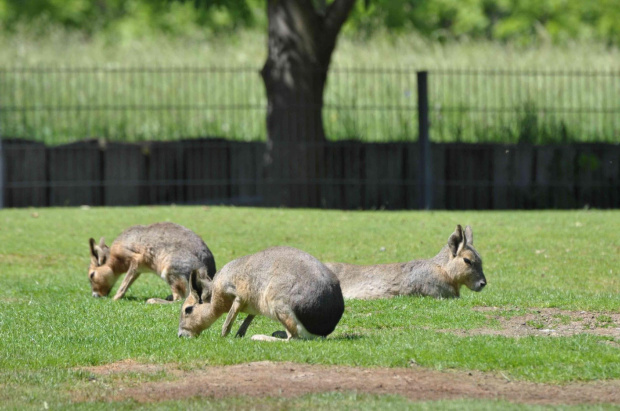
[442,307,620,338]
[80,358,179,376]
[75,360,620,406]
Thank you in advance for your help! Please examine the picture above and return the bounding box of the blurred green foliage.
[0,0,265,39]
[0,0,619,45]
[349,0,620,45]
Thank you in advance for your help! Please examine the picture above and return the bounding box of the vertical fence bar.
[417,70,432,209]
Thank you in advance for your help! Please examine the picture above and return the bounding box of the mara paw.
[251,334,289,342]
[146,298,171,304]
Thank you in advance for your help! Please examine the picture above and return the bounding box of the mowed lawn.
[0,206,619,409]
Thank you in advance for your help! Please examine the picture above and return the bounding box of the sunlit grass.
[0,207,619,408]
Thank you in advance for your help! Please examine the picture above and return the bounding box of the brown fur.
[325,225,486,299]
[88,222,216,303]
[178,246,345,341]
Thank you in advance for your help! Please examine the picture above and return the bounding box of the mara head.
[88,237,114,298]
[446,225,486,292]
[178,269,215,338]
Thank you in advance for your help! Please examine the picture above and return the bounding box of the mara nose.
[480,280,487,287]
[92,292,101,298]
[178,330,191,338]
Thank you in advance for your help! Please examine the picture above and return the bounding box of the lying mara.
[326,225,486,299]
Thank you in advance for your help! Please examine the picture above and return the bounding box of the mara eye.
[89,272,95,280]
[184,306,194,315]
[463,258,472,265]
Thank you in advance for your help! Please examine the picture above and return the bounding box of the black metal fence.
[429,69,620,144]
[1,67,619,144]
[0,67,619,209]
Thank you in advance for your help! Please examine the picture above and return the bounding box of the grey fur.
[112,222,216,277]
[325,225,486,299]
[88,222,216,302]
[178,246,344,340]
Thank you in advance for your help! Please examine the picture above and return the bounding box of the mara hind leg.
[250,311,295,341]
[147,269,189,304]
[250,309,320,342]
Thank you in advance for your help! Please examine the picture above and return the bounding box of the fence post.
[417,71,433,209]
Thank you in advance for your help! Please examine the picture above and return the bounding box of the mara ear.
[197,270,213,304]
[95,237,109,265]
[88,237,97,258]
[448,225,464,257]
[189,269,204,303]
[89,238,98,262]
[200,283,213,304]
[464,225,474,246]
[90,237,107,266]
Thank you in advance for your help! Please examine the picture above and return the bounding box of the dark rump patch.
[199,246,217,279]
[293,282,345,337]
[206,255,217,279]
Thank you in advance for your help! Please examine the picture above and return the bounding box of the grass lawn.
[0,206,619,409]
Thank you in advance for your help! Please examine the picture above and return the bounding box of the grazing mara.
[88,222,216,303]
[178,246,345,341]
[325,225,486,299]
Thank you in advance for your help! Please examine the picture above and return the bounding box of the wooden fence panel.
[184,139,230,204]
[229,141,263,205]
[341,142,364,209]
[492,146,515,209]
[534,146,553,208]
[104,143,147,206]
[364,143,406,209]
[322,142,345,209]
[148,141,184,205]
[600,145,620,207]
[431,144,446,209]
[320,141,365,209]
[574,145,595,207]
[475,145,494,209]
[405,143,420,209]
[443,145,469,209]
[48,141,101,206]
[547,146,576,209]
[574,144,619,208]
[514,144,535,209]
[3,140,47,207]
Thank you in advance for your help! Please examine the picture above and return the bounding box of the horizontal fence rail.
[1,67,619,144]
[429,70,620,144]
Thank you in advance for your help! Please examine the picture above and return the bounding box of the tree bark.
[261,0,356,207]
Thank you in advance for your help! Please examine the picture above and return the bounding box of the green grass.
[0,207,619,408]
[1,30,619,144]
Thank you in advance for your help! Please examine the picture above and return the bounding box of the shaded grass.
[0,207,619,407]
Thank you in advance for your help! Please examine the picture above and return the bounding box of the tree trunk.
[261,0,356,207]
